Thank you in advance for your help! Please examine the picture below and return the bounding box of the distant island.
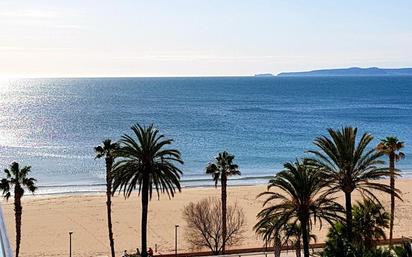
[277,67,412,77]
[254,73,274,77]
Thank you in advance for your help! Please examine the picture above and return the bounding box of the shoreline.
[2,179,412,257]
[28,183,265,197]
[23,175,412,198]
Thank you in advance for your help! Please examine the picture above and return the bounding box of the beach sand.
[2,179,412,257]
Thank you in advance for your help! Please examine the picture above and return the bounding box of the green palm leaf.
[255,160,344,257]
[307,126,398,242]
[112,123,183,257]
[0,162,37,257]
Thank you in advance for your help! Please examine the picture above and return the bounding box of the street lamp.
[69,231,73,257]
[174,225,179,257]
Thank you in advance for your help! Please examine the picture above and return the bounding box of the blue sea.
[0,76,411,195]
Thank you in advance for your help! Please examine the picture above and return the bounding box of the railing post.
[175,225,179,257]
[69,231,73,257]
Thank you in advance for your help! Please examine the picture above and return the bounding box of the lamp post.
[174,225,179,257]
[69,231,73,257]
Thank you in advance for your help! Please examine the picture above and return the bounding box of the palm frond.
[112,123,183,199]
[0,162,37,200]
[255,160,344,249]
[206,151,240,187]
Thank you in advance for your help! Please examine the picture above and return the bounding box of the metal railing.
[155,237,412,257]
[0,204,12,257]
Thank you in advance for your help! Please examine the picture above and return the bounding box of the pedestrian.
[136,248,141,257]
[122,250,129,257]
[148,247,154,257]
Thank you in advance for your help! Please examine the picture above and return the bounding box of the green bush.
[394,240,412,257]
[322,199,390,257]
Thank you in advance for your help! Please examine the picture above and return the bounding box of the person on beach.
[148,247,154,257]
[136,248,141,257]
[122,250,128,257]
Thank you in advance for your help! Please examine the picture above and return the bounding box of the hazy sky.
[1,0,411,77]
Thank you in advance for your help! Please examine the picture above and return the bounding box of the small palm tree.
[0,162,37,257]
[352,199,389,250]
[206,151,240,254]
[255,218,282,257]
[376,136,405,248]
[256,220,317,257]
[255,160,344,257]
[283,223,317,257]
[112,124,183,257]
[323,222,351,257]
[394,240,412,257]
[95,139,119,257]
[307,127,399,241]
[323,199,390,256]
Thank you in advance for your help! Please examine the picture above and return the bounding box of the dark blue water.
[0,76,411,194]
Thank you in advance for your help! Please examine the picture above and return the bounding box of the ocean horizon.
[0,76,411,195]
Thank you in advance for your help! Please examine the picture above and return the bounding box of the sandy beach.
[2,179,412,257]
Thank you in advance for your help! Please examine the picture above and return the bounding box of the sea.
[0,76,411,195]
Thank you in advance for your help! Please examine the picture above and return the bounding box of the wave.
[231,107,293,113]
[38,175,273,188]
[34,175,273,195]
[33,171,412,196]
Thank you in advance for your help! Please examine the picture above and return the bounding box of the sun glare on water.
[0,77,17,92]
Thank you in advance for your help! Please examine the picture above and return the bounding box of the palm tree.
[394,240,412,257]
[323,199,390,256]
[352,199,389,250]
[376,136,405,248]
[307,127,399,241]
[0,162,37,257]
[206,151,240,254]
[323,222,351,257]
[112,124,183,257]
[283,223,317,257]
[95,139,119,257]
[255,219,317,257]
[255,218,282,257]
[255,160,344,257]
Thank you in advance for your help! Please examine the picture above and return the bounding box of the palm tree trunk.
[389,153,395,249]
[274,235,281,257]
[221,173,227,254]
[295,240,301,257]
[141,174,149,257]
[106,157,116,257]
[300,219,309,257]
[14,189,22,257]
[344,191,353,241]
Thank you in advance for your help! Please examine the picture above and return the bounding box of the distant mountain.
[277,67,412,77]
[254,73,274,77]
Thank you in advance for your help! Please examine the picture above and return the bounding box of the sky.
[0,0,411,77]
